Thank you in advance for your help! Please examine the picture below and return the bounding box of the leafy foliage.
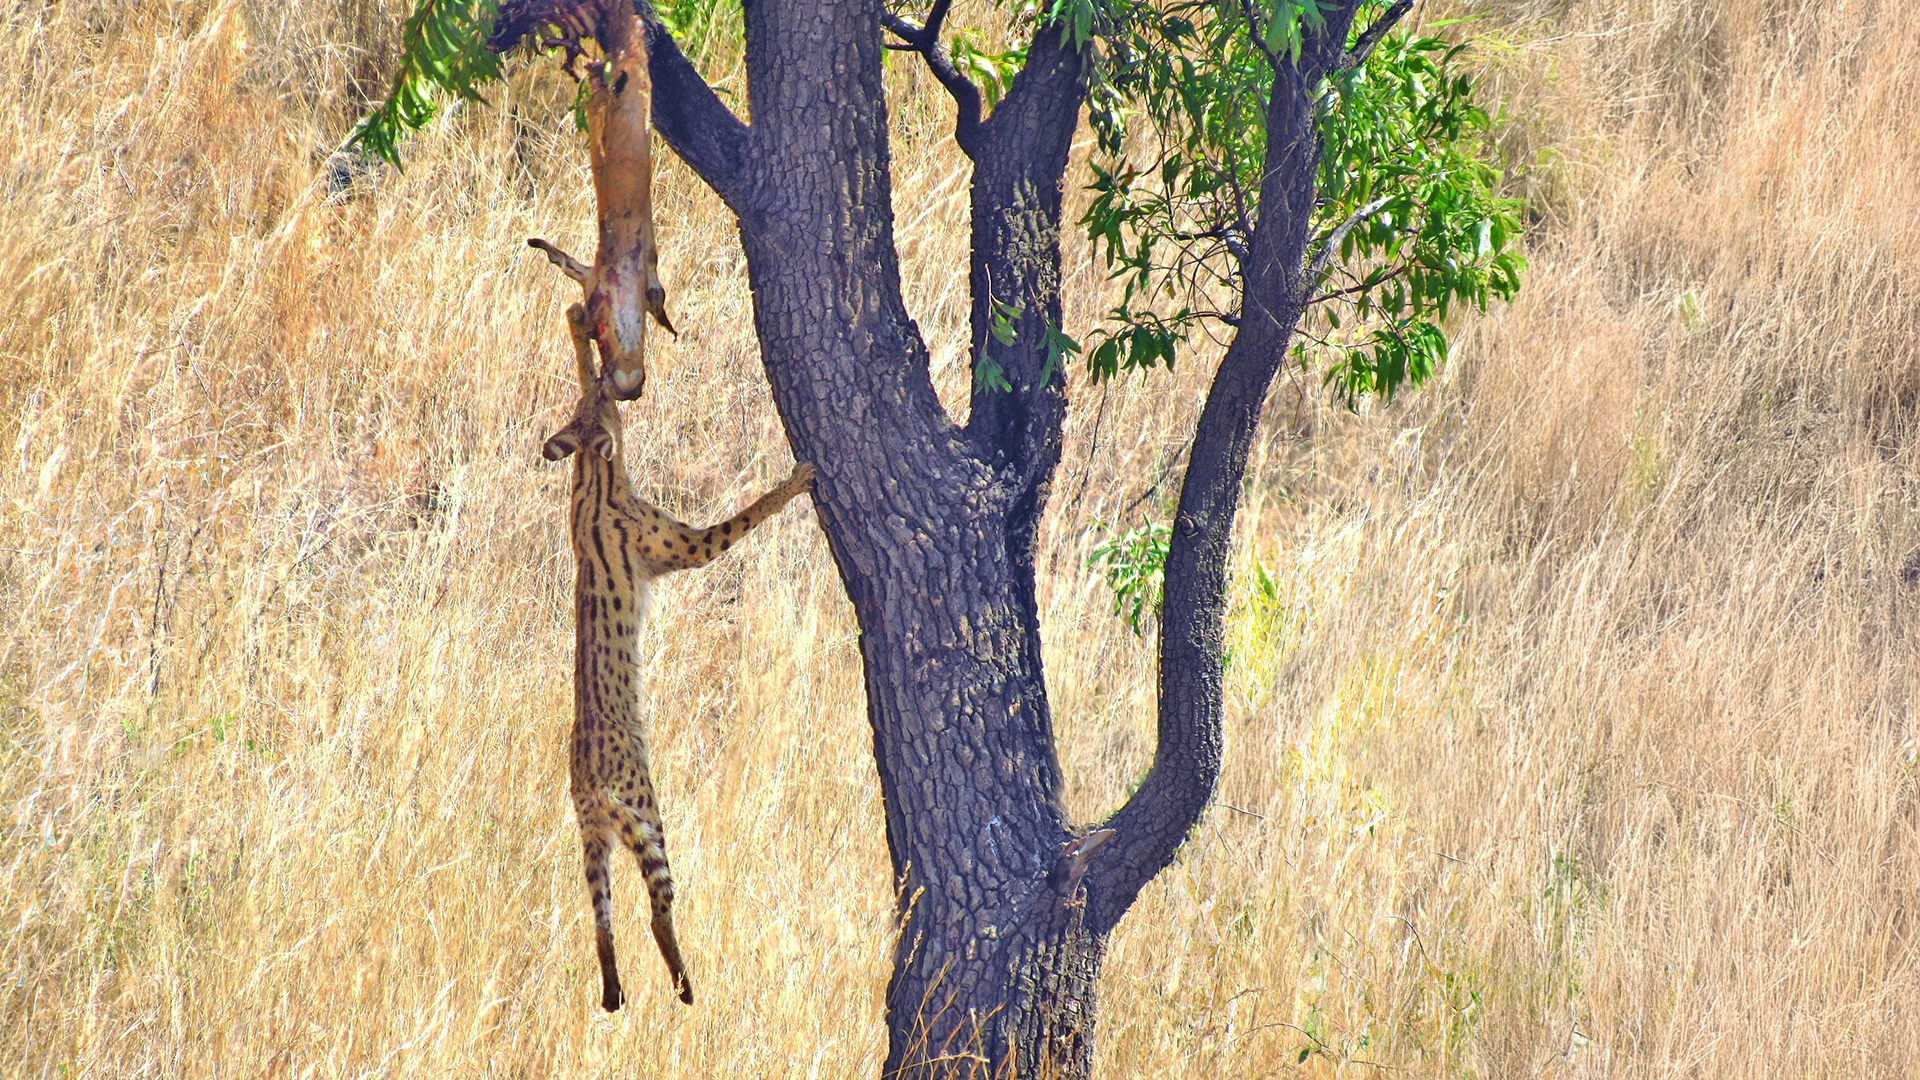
[348,0,503,169]
[349,0,1520,410]
[1310,25,1525,405]
[656,0,745,68]
[948,32,1027,109]
[352,0,748,166]
[1089,519,1172,635]
[1078,1,1525,408]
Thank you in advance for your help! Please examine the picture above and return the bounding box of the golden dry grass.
[3,0,1918,1075]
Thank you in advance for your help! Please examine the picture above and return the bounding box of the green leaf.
[951,32,1027,110]
[1088,519,1172,636]
[974,356,1013,394]
[350,0,506,170]
[1077,0,1523,405]
[1040,320,1081,387]
[990,298,1022,347]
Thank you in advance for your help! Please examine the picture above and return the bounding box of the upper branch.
[1341,0,1413,69]
[1083,0,1372,936]
[643,21,752,208]
[959,22,1086,481]
[882,0,985,158]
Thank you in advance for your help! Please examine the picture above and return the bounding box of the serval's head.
[541,305,624,464]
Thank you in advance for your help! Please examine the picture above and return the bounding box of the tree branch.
[1237,0,1285,74]
[1304,193,1395,284]
[642,20,751,208]
[1085,2,1371,936]
[1309,261,1408,304]
[1342,0,1414,69]
[881,0,985,158]
[885,0,956,43]
[962,22,1086,485]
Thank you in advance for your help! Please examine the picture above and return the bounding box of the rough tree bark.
[541,0,1392,1074]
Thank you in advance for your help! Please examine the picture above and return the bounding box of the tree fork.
[331,0,1509,1071]
[574,1,1378,1075]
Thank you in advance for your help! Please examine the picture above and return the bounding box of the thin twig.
[1236,0,1285,74]
[1243,1021,1406,1070]
[1058,382,1112,566]
[1305,194,1396,284]
[1309,263,1409,305]
[1122,434,1195,519]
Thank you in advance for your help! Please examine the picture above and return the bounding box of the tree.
[357,0,1520,1074]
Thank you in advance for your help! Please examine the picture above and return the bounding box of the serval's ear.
[542,421,613,462]
[588,429,616,461]
[542,426,584,462]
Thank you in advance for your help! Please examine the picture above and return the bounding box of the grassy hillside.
[3,0,1916,1075]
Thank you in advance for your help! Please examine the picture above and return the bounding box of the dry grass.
[4,0,1918,1075]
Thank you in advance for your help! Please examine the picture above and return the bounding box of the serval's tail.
[605,790,693,1005]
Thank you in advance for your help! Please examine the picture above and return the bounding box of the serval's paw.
[788,462,816,494]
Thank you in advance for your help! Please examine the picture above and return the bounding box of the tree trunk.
[638,1,1370,1074]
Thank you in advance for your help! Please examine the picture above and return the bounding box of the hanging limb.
[528,237,591,282]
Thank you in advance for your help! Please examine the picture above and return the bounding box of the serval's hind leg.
[582,828,625,1012]
[607,792,693,1004]
[650,909,691,1006]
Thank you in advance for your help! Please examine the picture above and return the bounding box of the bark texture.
[623,1,1375,1074]
[1089,12,1368,933]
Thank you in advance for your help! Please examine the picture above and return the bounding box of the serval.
[543,305,815,1009]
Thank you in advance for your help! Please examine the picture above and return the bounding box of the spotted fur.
[544,304,815,1010]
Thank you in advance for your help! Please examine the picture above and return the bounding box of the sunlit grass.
[4,0,1918,1076]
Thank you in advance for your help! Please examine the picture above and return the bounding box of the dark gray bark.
[624,1,1378,1074]
[1088,13,1369,933]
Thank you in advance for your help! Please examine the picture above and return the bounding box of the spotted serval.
[543,305,815,1009]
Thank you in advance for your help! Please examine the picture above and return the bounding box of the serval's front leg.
[622,464,816,573]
